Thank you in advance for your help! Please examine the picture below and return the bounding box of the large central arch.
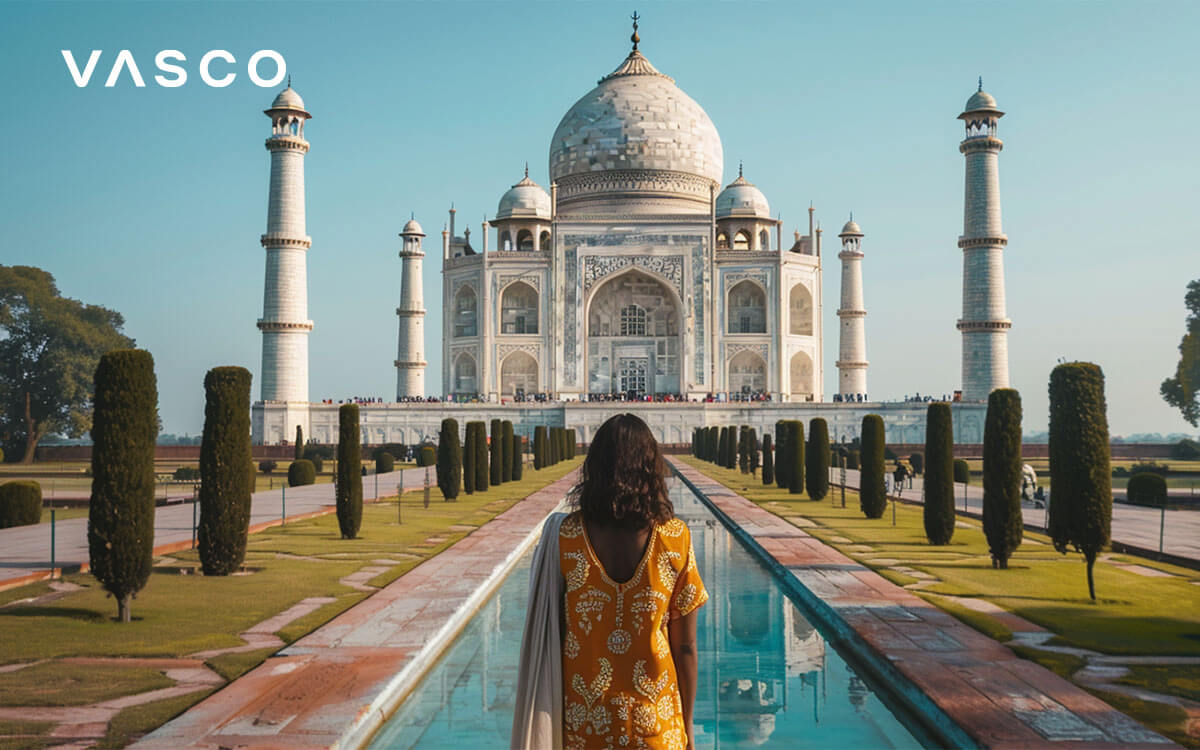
[584,268,683,396]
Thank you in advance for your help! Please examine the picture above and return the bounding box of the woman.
[513,414,707,750]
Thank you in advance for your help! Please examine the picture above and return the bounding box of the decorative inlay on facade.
[264,137,310,153]
[257,320,314,332]
[260,234,312,249]
[563,246,579,384]
[498,273,541,292]
[837,309,867,318]
[724,342,768,361]
[583,255,684,295]
[723,270,769,289]
[960,137,1003,154]
[498,343,540,361]
[957,236,1008,249]
[956,319,1012,331]
[556,169,716,204]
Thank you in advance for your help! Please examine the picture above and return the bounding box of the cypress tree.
[336,404,363,539]
[437,418,461,500]
[727,426,738,469]
[717,427,728,468]
[748,428,760,475]
[909,452,924,476]
[806,418,831,501]
[762,434,775,485]
[983,388,1023,567]
[859,415,887,518]
[197,366,254,577]
[775,421,789,489]
[490,419,503,485]
[693,428,700,457]
[512,435,525,481]
[502,420,514,483]
[923,402,955,544]
[569,428,577,459]
[534,425,547,469]
[788,421,805,495]
[463,422,477,493]
[1048,362,1112,601]
[294,425,304,460]
[88,349,157,622]
[548,427,558,466]
[475,422,489,490]
[738,426,750,473]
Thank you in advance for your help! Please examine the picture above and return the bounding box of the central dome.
[549,48,724,213]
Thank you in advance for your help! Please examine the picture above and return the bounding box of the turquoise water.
[369,480,927,748]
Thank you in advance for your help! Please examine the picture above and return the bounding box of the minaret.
[395,218,427,398]
[258,84,313,404]
[957,80,1011,401]
[836,217,867,400]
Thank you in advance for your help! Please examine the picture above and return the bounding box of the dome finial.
[630,10,640,51]
[524,161,529,178]
[287,74,291,89]
[978,76,983,92]
[738,161,743,178]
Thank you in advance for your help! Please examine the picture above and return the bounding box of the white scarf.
[510,511,566,750]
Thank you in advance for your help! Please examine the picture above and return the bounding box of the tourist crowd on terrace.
[313,390,960,406]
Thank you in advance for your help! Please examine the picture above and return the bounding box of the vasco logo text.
[61,49,287,88]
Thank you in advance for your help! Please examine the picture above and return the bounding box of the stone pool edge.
[669,458,1176,750]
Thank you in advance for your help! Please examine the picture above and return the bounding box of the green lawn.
[0,662,172,707]
[0,458,581,746]
[679,456,1200,745]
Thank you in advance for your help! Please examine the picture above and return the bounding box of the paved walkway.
[0,467,438,589]
[831,468,1200,563]
[672,459,1175,749]
[132,469,579,750]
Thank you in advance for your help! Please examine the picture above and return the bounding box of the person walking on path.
[512,413,708,750]
[893,461,910,499]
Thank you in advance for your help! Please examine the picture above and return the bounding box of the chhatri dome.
[716,165,770,219]
[548,22,723,213]
[496,166,552,220]
[401,217,424,235]
[270,85,306,112]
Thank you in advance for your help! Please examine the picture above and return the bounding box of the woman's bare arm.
[669,609,699,750]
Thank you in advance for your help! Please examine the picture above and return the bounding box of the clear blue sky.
[1,1,1196,438]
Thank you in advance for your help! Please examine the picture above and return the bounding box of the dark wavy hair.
[569,413,673,530]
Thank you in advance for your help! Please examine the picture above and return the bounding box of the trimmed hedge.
[336,404,363,539]
[748,428,759,475]
[953,459,971,485]
[787,421,805,495]
[806,418,830,501]
[909,452,924,476]
[417,445,436,467]
[306,454,324,474]
[534,426,548,470]
[437,418,462,500]
[294,425,304,461]
[258,460,277,475]
[859,415,887,518]
[288,459,316,486]
[513,435,526,481]
[87,349,158,622]
[738,426,749,474]
[983,389,1023,567]
[0,481,42,528]
[923,402,956,545]
[490,420,504,486]
[1048,362,1112,601]
[502,421,514,483]
[473,422,489,491]
[375,452,395,474]
[198,366,253,577]
[761,434,774,485]
[463,422,479,494]
[1127,472,1167,508]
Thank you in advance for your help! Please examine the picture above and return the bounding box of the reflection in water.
[369,482,922,749]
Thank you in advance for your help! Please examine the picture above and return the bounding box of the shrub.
[1130,461,1168,476]
[533,426,547,470]
[922,402,956,544]
[983,389,1023,567]
[0,481,42,528]
[306,454,324,474]
[173,466,200,481]
[305,444,335,460]
[1171,438,1200,460]
[847,449,860,471]
[475,422,490,490]
[909,452,924,476]
[1127,472,1167,508]
[417,445,436,467]
[437,418,461,500]
[787,421,805,495]
[258,460,277,475]
[502,421,514,483]
[954,459,971,485]
[197,366,253,577]
[1048,362,1112,601]
[463,422,478,494]
[87,350,158,622]
[336,404,363,539]
[806,418,830,501]
[513,436,525,481]
[376,451,394,474]
[288,459,316,486]
[859,415,887,518]
[490,420,503,486]
[294,425,304,460]
[761,434,775,485]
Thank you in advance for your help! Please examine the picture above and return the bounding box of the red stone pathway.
[670,459,1176,749]
[132,469,580,750]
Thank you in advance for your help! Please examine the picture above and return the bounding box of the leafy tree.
[336,404,362,539]
[1048,362,1112,601]
[923,402,956,544]
[198,367,253,576]
[859,415,887,518]
[87,349,157,621]
[983,389,1023,567]
[1161,279,1200,426]
[0,265,134,463]
[502,420,514,483]
[761,434,774,485]
[806,418,830,501]
[436,418,461,500]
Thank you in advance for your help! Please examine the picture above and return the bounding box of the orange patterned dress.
[559,512,708,749]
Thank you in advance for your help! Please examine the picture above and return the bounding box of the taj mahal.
[251,22,1011,448]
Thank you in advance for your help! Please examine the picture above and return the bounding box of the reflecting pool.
[369,480,927,748]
